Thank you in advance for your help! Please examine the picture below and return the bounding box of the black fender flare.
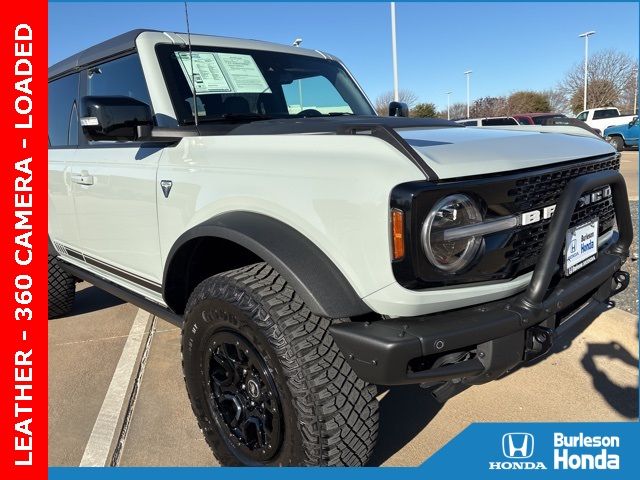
[48,236,58,256]
[163,212,370,318]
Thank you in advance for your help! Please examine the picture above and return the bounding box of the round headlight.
[421,194,483,272]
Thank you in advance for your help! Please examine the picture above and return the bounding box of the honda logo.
[502,433,534,459]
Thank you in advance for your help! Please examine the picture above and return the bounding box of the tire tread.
[48,254,75,318]
[183,262,378,466]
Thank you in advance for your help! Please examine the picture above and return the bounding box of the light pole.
[292,38,303,112]
[464,70,472,118]
[390,2,399,102]
[578,31,595,111]
[446,91,452,120]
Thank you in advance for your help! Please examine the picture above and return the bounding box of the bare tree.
[569,79,618,114]
[619,69,639,114]
[374,89,419,115]
[541,88,570,114]
[558,49,638,114]
[447,102,468,120]
[470,96,508,117]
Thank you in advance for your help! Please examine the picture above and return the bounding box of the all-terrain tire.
[48,254,75,318]
[182,262,379,466]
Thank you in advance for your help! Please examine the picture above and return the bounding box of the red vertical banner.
[0,1,48,479]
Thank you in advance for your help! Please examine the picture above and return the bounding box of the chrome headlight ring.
[421,194,484,272]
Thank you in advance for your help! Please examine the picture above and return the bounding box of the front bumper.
[330,170,633,393]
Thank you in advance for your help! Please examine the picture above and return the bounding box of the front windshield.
[156,44,375,124]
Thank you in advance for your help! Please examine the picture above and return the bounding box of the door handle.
[70,170,94,186]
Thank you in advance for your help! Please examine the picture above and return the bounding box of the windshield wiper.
[326,112,354,116]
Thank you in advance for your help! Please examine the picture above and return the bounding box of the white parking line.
[79,309,152,467]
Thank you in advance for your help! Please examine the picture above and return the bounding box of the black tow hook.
[524,326,554,362]
[611,270,630,296]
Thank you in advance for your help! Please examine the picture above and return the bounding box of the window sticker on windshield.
[216,53,271,94]
[175,52,231,94]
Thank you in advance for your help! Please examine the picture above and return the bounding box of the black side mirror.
[388,101,409,117]
[80,96,153,141]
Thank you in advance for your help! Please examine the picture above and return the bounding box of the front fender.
[163,211,370,318]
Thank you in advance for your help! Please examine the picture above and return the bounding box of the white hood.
[397,127,615,180]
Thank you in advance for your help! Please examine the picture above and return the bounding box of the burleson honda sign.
[489,431,621,470]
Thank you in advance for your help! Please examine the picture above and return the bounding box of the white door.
[71,53,164,288]
[71,146,163,284]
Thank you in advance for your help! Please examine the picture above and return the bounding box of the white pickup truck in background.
[576,107,637,133]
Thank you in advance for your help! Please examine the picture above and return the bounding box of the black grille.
[507,155,620,271]
[508,155,620,211]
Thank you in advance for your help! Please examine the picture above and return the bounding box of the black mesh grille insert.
[508,155,620,211]
[507,156,620,271]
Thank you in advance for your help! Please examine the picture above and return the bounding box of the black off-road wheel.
[48,254,75,318]
[182,263,379,466]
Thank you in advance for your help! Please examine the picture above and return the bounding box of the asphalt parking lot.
[49,151,639,467]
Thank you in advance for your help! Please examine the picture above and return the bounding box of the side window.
[282,75,353,115]
[576,112,588,121]
[87,54,151,106]
[482,117,518,126]
[48,73,79,147]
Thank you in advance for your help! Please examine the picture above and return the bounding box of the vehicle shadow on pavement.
[367,385,442,466]
[503,302,638,420]
[581,341,639,419]
[66,285,125,317]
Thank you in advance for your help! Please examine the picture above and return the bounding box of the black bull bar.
[330,170,634,389]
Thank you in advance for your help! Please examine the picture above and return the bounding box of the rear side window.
[87,54,151,106]
[593,109,618,120]
[515,117,533,125]
[48,73,79,147]
[533,115,563,125]
[482,117,518,126]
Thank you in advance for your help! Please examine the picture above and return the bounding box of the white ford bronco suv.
[48,30,633,466]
